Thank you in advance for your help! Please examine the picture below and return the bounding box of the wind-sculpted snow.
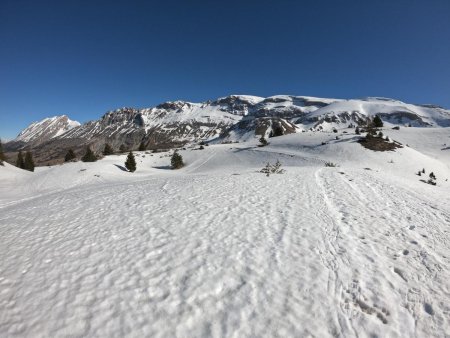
[1,129,450,337]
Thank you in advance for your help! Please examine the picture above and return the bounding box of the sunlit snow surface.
[1,128,450,337]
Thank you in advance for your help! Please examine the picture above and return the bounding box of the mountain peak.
[14,115,80,144]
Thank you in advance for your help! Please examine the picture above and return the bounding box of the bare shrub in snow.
[260,160,285,177]
[325,162,339,167]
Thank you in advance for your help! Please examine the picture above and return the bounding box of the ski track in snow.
[1,137,450,337]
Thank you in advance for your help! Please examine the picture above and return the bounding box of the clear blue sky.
[1,0,450,140]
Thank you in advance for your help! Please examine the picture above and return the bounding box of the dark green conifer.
[0,139,5,164]
[373,115,383,128]
[125,151,137,172]
[16,151,25,168]
[81,146,97,162]
[24,151,35,172]
[119,144,127,153]
[103,143,114,156]
[138,141,146,151]
[64,149,76,162]
[171,151,184,169]
[0,139,5,159]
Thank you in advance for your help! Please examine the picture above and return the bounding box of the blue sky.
[1,0,450,140]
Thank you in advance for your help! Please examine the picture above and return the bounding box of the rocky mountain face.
[6,116,80,151]
[5,95,450,165]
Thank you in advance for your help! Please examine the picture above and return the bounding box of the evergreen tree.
[16,151,25,169]
[81,146,97,162]
[103,143,114,156]
[0,139,6,163]
[138,141,146,151]
[373,115,383,128]
[24,151,35,172]
[171,151,184,169]
[64,149,76,162]
[355,127,360,135]
[125,151,137,172]
[119,144,127,153]
[428,172,437,185]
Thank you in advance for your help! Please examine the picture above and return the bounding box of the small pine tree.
[16,151,25,169]
[125,151,137,172]
[259,137,269,147]
[119,144,127,153]
[422,168,425,174]
[0,139,6,164]
[428,172,437,185]
[65,149,76,162]
[24,151,35,172]
[355,127,360,135]
[378,131,384,138]
[138,141,146,151]
[103,143,114,156]
[373,115,383,128]
[171,151,184,169]
[81,146,97,162]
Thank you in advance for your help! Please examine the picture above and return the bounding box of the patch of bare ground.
[358,136,403,152]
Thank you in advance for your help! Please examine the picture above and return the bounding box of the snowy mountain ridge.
[5,95,450,164]
[13,115,80,143]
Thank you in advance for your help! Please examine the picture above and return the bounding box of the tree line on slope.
[15,150,35,172]
[0,138,36,172]
[62,143,185,173]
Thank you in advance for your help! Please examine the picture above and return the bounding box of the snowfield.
[1,128,450,337]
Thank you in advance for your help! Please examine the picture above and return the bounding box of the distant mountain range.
[4,95,450,165]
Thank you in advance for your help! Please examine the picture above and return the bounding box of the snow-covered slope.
[1,127,449,337]
[303,97,450,130]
